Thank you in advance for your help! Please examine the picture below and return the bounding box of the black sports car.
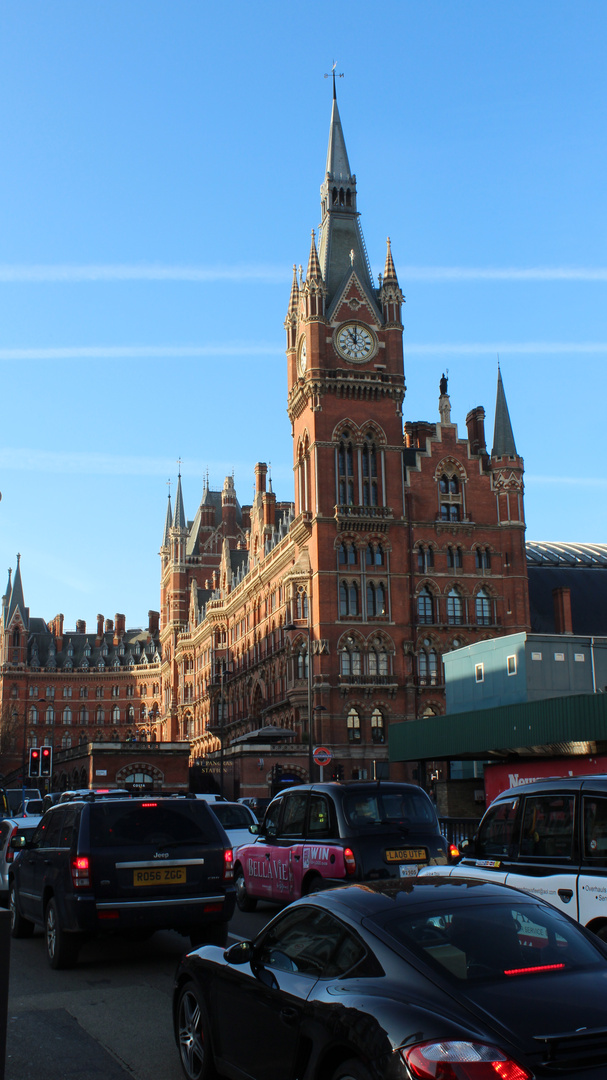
[173,876,607,1080]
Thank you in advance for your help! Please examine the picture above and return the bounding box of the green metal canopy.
[389,693,607,763]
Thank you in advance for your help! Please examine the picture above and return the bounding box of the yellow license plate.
[386,848,426,862]
[133,867,186,886]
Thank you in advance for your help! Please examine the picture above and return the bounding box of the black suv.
[9,796,236,968]
[234,781,454,910]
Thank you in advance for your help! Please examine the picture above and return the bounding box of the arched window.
[339,581,359,617]
[296,590,308,620]
[127,705,135,721]
[46,705,54,725]
[96,707,105,725]
[441,504,460,521]
[362,436,379,506]
[63,707,72,726]
[347,708,361,743]
[297,645,308,679]
[368,647,389,676]
[367,582,386,617]
[447,588,464,625]
[339,542,357,566]
[371,708,385,744]
[448,545,463,568]
[28,705,38,724]
[419,647,439,686]
[417,545,434,572]
[340,643,362,677]
[476,589,492,626]
[61,734,72,749]
[476,547,491,571]
[417,587,434,625]
[112,704,120,723]
[79,706,89,725]
[338,433,355,506]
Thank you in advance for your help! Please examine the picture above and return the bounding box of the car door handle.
[280,1007,298,1024]
[293,855,300,861]
[558,889,573,903]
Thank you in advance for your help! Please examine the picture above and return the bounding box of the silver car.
[0,815,42,905]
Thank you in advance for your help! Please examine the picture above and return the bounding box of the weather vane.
[324,62,344,98]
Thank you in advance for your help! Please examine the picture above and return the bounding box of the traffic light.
[40,746,53,777]
[29,747,40,777]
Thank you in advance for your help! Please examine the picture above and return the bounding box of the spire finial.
[177,457,182,478]
[324,61,344,100]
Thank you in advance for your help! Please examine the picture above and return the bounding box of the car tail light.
[402,1041,531,1079]
[71,855,91,889]
[141,802,158,808]
[449,842,460,860]
[223,848,234,881]
[6,826,19,863]
[343,847,356,875]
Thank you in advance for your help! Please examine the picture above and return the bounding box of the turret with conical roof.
[492,366,518,458]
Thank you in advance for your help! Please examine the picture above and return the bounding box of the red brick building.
[0,88,530,798]
[155,86,530,795]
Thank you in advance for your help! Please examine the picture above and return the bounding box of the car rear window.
[343,790,437,829]
[211,804,254,829]
[381,901,602,982]
[89,801,221,848]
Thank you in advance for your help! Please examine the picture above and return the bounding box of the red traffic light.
[29,747,40,776]
[40,746,53,777]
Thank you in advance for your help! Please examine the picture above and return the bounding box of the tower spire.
[173,467,186,530]
[317,86,376,312]
[161,490,173,548]
[492,365,518,458]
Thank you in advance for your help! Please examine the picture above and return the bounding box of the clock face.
[335,322,376,362]
[298,336,307,376]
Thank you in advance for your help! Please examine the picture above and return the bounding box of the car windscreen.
[379,900,602,982]
[343,790,437,829]
[89,801,221,848]
[211,804,255,829]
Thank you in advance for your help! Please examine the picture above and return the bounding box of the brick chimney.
[76,619,86,634]
[553,587,573,634]
[114,613,126,645]
[255,462,268,495]
[55,613,64,652]
[466,406,487,455]
[96,614,104,646]
[105,618,113,634]
[148,610,160,635]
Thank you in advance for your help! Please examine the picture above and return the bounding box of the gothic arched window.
[338,433,355,506]
[417,587,434,625]
[476,589,492,626]
[447,588,464,625]
[371,708,385,744]
[347,708,361,743]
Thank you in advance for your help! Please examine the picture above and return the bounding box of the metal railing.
[439,816,480,847]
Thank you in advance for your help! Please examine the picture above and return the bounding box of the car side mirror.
[248,824,258,835]
[223,940,253,965]
[459,837,476,856]
[10,835,28,851]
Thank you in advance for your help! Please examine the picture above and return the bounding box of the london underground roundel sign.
[313,746,333,766]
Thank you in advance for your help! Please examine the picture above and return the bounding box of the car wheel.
[235,866,257,912]
[9,884,34,938]
[190,922,228,949]
[45,898,80,969]
[331,1060,373,1080]
[176,980,216,1080]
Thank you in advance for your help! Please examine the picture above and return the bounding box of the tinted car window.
[211,804,255,829]
[520,795,574,859]
[59,808,80,849]
[383,901,601,982]
[34,811,65,848]
[262,797,283,839]
[280,793,308,838]
[259,906,365,977]
[343,790,436,829]
[583,796,607,860]
[308,794,332,837]
[476,798,519,857]
[89,802,220,847]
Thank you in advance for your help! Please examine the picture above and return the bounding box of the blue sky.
[0,1,605,630]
